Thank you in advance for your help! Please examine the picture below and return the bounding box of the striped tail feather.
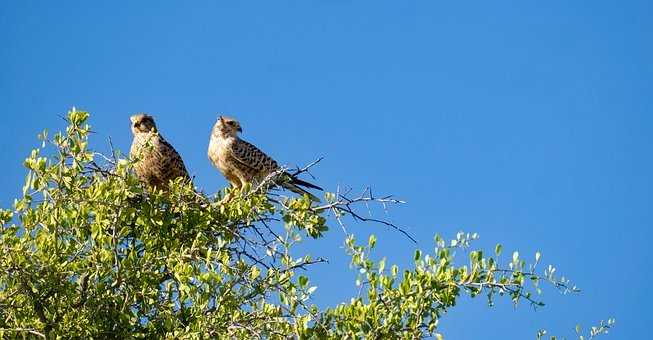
[281,182,321,202]
[288,175,323,191]
[277,172,322,201]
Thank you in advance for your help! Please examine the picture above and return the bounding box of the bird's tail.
[279,172,323,202]
[281,182,322,202]
[288,176,323,191]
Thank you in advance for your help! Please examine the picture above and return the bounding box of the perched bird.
[208,116,322,201]
[129,114,190,190]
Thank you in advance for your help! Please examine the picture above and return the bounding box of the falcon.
[208,116,322,201]
[129,114,190,190]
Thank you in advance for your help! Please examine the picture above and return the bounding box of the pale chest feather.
[208,135,235,173]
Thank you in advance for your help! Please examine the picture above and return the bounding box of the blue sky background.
[1,1,651,338]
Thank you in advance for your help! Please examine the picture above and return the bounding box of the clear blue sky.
[1,1,651,338]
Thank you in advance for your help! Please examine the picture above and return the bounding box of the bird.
[208,115,322,201]
[129,114,190,190]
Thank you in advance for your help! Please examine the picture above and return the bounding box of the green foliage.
[0,109,611,339]
[308,232,578,339]
[538,318,616,340]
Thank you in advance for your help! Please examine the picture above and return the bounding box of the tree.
[0,109,613,339]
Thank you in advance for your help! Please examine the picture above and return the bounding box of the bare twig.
[0,328,46,339]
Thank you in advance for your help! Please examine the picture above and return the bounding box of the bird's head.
[213,115,242,138]
[130,114,157,135]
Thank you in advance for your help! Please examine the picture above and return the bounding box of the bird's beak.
[237,126,243,133]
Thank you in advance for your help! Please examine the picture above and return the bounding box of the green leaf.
[250,266,260,280]
[368,234,377,249]
[495,244,502,256]
[298,275,308,288]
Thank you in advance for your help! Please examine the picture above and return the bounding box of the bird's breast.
[208,136,232,171]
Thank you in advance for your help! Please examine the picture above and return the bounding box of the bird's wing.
[229,138,279,173]
[159,136,190,180]
[230,138,321,200]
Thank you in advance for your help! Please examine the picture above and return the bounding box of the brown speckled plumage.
[208,116,322,200]
[129,114,190,190]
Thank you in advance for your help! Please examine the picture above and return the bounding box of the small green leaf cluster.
[537,318,616,340]
[282,196,328,239]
